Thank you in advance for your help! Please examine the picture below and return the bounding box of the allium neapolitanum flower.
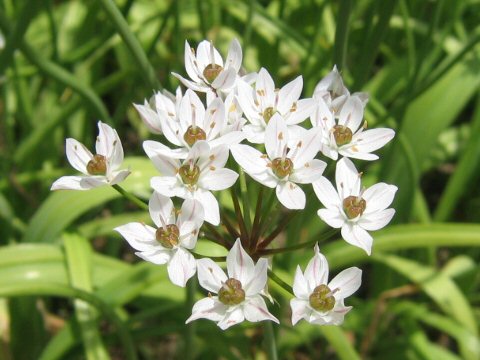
[157,89,244,157]
[237,68,316,144]
[51,121,130,190]
[291,244,361,325]
[186,239,279,330]
[231,114,326,209]
[115,192,204,287]
[313,158,397,255]
[144,140,238,225]
[311,96,395,161]
[133,87,182,134]
[173,39,242,94]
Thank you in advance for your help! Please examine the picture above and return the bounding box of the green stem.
[250,186,264,250]
[191,251,226,262]
[111,184,148,210]
[204,222,230,247]
[230,187,248,244]
[263,321,278,360]
[268,269,293,295]
[239,169,252,233]
[257,211,297,250]
[333,0,352,70]
[98,0,160,90]
[185,280,196,360]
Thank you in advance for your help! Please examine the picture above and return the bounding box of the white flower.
[144,140,238,225]
[237,68,316,144]
[51,121,130,190]
[115,192,204,287]
[173,39,242,94]
[133,87,182,134]
[151,89,244,158]
[312,96,395,161]
[313,157,397,255]
[291,244,362,326]
[231,114,326,210]
[186,239,279,330]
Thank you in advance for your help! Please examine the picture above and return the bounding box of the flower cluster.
[52,39,397,329]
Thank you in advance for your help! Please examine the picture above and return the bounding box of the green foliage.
[0,0,479,358]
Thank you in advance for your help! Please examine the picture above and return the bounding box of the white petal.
[196,40,223,69]
[265,114,288,160]
[276,182,306,210]
[197,258,228,293]
[328,267,362,299]
[276,75,303,114]
[256,68,275,105]
[184,41,202,83]
[167,248,196,287]
[208,131,245,149]
[211,67,237,90]
[186,297,226,323]
[346,128,395,154]
[341,223,373,255]
[227,239,254,286]
[313,177,340,208]
[194,189,220,225]
[199,168,238,191]
[204,97,225,141]
[178,198,204,232]
[171,72,210,93]
[149,192,175,228]
[363,183,398,213]
[136,248,171,265]
[304,247,329,292]
[65,138,92,174]
[290,298,309,325]
[285,98,316,125]
[311,97,334,128]
[150,176,181,198]
[290,159,326,184]
[292,265,309,299]
[109,169,131,185]
[236,80,261,125]
[143,141,181,175]
[225,38,242,72]
[358,208,395,231]
[244,258,268,296]
[133,102,162,134]
[318,208,345,228]
[231,144,269,175]
[338,97,364,132]
[289,127,322,168]
[114,222,157,252]
[243,296,279,324]
[335,157,361,199]
[95,122,118,159]
[217,307,245,330]
[339,148,379,161]
[50,175,106,190]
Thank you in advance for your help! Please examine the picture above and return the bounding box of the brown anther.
[271,157,294,179]
[309,284,336,312]
[333,125,353,146]
[155,224,180,249]
[86,154,107,175]
[203,64,223,83]
[343,195,367,219]
[183,126,207,146]
[218,278,245,306]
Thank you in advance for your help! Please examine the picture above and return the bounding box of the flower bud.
[333,125,352,146]
[86,154,107,175]
[218,278,245,306]
[203,64,223,83]
[309,284,336,312]
[183,126,207,146]
[155,224,180,249]
[343,195,366,219]
[271,157,294,179]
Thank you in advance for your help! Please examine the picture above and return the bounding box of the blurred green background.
[1,0,480,359]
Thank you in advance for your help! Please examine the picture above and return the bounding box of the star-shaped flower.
[291,244,362,325]
[144,140,238,225]
[115,192,204,287]
[173,39,242,94]
[186,239,279,330]
[312,96,395,161]
[236,68,316,144]
[231,114,326,209]
[313,157,397,255]
[51,121,130,190]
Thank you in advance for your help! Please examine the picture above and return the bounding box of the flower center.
[179,164,201,185]
[218,278,245,306]
[203,64,223,83]
[271,157,294,179]
[263,107,275,123]
[155,224,180,249]
[309,284,336,312]
[333,125,352,146]
[183,126,206,146]
[343,195,367,219]
[86,154,107,175]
